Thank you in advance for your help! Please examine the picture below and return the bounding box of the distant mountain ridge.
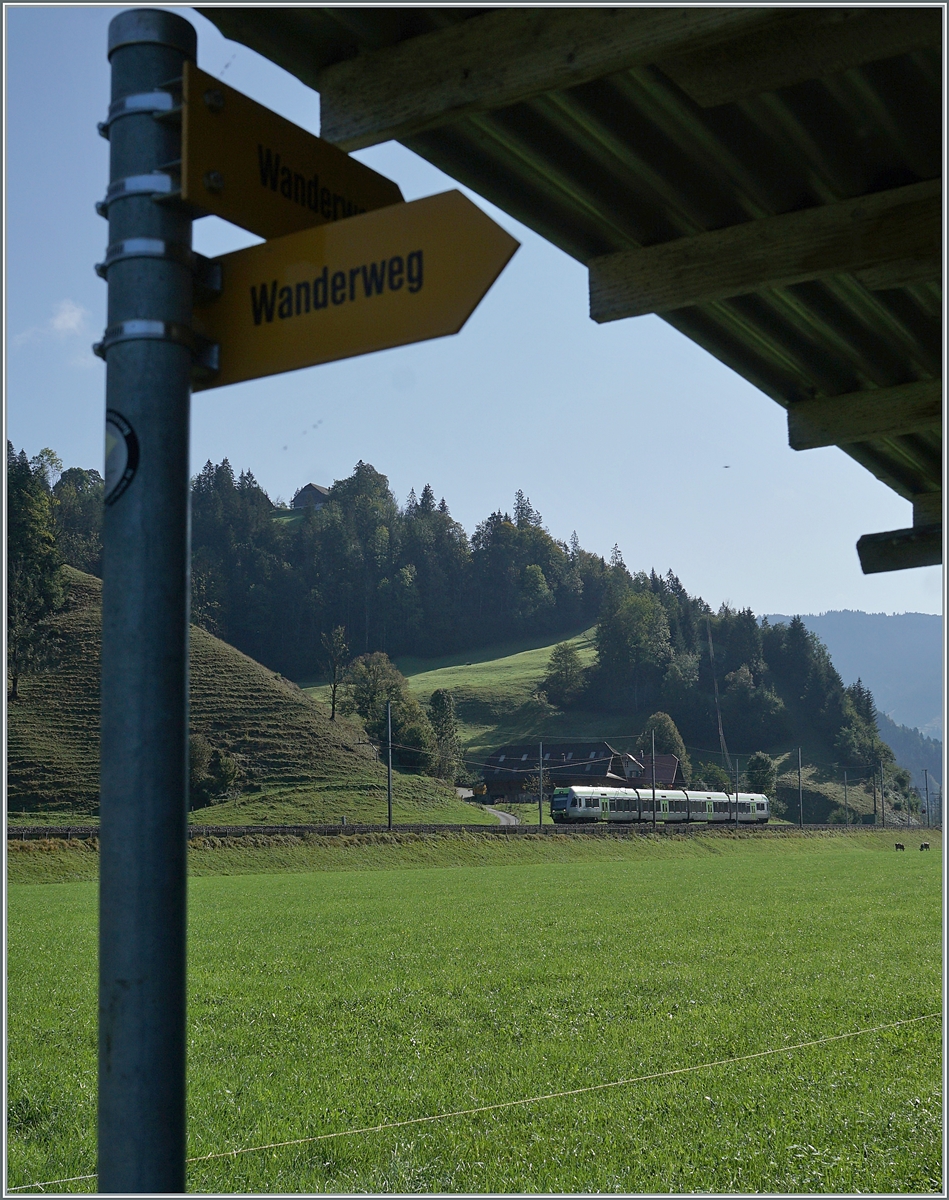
[876,713,942,793]
[763,611,943,739]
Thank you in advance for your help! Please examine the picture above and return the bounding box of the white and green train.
[551,786,769,824]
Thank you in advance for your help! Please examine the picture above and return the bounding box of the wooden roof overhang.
[199,6,944,573]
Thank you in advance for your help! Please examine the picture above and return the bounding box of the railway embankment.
[8,820,938,843]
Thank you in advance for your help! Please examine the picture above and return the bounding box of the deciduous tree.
[321,625,349,720]
[7,444,64,700]
[543,641,586,707]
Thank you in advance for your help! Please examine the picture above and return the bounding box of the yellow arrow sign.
[191,191,519,391]
[181,62,403,239]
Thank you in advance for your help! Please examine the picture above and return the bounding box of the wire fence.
[8,1012,938,1193]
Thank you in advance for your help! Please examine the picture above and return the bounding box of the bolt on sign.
[181,61,403,240]
[192,190,519,390]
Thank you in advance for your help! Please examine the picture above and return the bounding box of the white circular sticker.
[104,410,138,505]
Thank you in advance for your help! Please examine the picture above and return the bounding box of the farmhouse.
[291,483,331,510]
[482,741,684,802]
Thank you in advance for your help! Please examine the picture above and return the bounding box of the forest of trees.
[187,458,613,672]
[8,445,910,798]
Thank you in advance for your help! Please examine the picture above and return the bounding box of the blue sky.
[5,5,943,618]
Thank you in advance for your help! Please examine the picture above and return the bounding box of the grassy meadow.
[7,830,941,1194]
[306,626,605,763]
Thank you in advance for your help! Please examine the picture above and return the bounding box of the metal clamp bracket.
[95,237,191,276]
[98,88,180,139]
[94,240,222,300]
[96,172,178,217]
[93,320,219,382]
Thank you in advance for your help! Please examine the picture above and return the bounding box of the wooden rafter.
[316,7,784,150]
[913,491,943,529]
[659,7,942,108]
[857,526,942,574]
[589,180,941,322]
[787,379,942,451]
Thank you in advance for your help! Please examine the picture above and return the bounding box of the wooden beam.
[317,7,783,150]
[854,256,942,291]
[913,491,943,529]
[659,7,942,108]
[857,526,941,574]
[787,379,942,451]
[589,180,940,322]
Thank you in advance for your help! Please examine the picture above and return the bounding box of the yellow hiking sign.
[181,62,403,240]
[192,191,519,390]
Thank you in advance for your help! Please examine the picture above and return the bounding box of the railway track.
[7,821,938,842]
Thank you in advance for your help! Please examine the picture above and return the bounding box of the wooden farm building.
[481,741,684,801]
[291,483,331,510]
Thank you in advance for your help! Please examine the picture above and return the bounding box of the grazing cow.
[895,843,905,851]
[920,842,930,851]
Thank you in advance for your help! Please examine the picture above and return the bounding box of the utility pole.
[844,769,848,825]
[798,747,803,828]
[387,700,393,831]
[96,10,196,1193]
[538,740,544,830]
[651,729,657,829]
[881,760,885,829]
[924,769,930,829]
[872,770,878,825]
[734,754,740,827]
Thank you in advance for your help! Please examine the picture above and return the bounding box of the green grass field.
[7,831,941,1193]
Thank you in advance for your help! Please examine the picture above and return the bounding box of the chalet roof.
[483,741,614,776]
[291,483,331,509]
[480,741,683,789]
[198,7,942,575]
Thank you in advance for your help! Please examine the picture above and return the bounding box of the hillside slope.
[309,629,924,826]
[7,569,488,826]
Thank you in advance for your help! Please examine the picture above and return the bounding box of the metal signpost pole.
[96,10,197,1192]
[387,701,393,831]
